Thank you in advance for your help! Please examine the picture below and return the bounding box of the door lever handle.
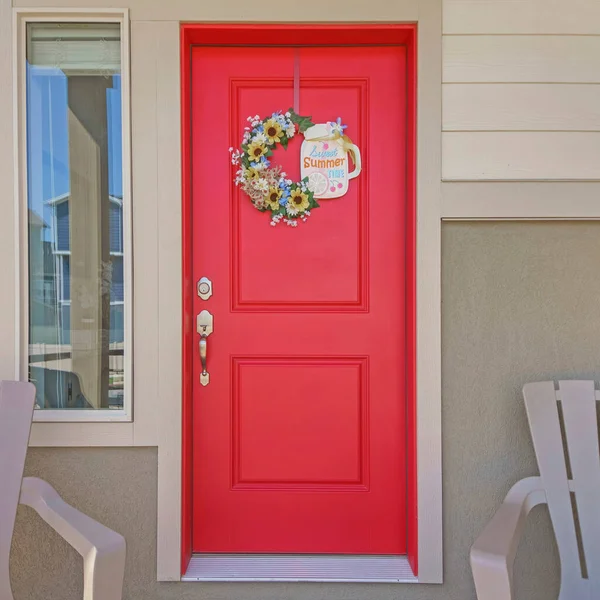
[199,335,209,386]
[197,310,213,386]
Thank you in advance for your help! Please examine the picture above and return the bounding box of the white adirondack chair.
[471,380,600,600]
[0,381,126,600]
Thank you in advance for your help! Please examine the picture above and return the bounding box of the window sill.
[182,554,418,583]
[33,408,130,423]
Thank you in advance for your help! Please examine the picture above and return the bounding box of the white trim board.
[0,0,17,384]
[442,182,600,220]
[11,0,419,22]
[415,0,443,584]
[183,554,418,583]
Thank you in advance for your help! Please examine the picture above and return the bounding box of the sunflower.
[244,167,261,181]
[263,118,284,145]
[264,186,283,210]
[247,141,268,163]
[288,188,310,212]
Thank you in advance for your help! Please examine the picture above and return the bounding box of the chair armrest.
[470,476,546,600]
[20,477,126,600]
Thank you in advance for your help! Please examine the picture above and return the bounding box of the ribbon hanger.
[293,48,300,113]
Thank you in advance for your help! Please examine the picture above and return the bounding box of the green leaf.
[280,136,289,150]
[265,148,274,157]
[287,108,315,133]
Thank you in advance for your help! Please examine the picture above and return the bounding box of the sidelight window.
[23,20,131,419]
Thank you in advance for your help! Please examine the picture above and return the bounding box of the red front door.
[190,41,408,554]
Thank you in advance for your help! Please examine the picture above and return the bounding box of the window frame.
[14,8,132,423]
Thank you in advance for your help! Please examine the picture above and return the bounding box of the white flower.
[286,203,299,216]
[252,132,267,145]
[286,126,295,137]
[285,111,291,118]
[270,221,277,227]
[234,168,245,185]
[243,132,251,143]
[285,179,292,186]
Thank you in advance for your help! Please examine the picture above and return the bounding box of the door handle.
[199,335,209,386]
[197,310,213,386]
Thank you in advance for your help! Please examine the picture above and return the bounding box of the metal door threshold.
[183,553,418,582]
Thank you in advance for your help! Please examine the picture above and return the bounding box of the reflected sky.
[26,64,123,240]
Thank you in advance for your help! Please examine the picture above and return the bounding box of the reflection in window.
[26,23,125,410]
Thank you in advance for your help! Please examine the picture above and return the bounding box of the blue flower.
[254,124,264,133]
[279,197,288,206]
[329,117,348,134]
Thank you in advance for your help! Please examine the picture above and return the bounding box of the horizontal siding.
[443,36,600,83]
[443,84,600,131]
[442,132,600,180]
[444,0,600,35]
[443,0,600,183]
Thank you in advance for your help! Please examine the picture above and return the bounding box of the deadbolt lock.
[197,277,213,300]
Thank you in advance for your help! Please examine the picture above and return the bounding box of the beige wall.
[442,0,600,181]
[13,221,600,599]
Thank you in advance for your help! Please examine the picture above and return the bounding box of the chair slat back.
[0,381,35,600]
[524,381,598,599]
[558,380,600,597]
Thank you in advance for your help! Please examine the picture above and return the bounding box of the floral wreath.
[230,109,347,227]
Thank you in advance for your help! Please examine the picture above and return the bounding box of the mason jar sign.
[301,119,362,199]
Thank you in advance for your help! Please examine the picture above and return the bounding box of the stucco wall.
[13,220,600,599]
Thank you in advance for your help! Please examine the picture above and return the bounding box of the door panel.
[191,44,407,554]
